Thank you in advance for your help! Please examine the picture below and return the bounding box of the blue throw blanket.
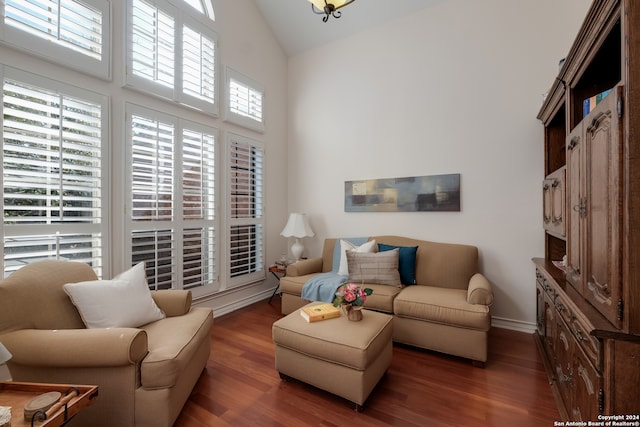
[301,272,347,303]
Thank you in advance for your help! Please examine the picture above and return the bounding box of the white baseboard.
[491,316,537,334]
[213,291,274,317]
[192,286,276,318]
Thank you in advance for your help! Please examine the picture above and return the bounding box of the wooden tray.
[0,382,98,427]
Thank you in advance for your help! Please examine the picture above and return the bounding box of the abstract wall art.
[344,173,461,212]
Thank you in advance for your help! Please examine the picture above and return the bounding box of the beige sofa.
[279,236,494,365]
[0,260,213,427]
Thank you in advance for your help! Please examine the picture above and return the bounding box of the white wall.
[206,0,290,313]
[0,0,289,315]
[287,0,592,328]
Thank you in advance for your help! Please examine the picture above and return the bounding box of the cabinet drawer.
[536,269,556,300]
[555,291,571,324]
[555,293,602,371]
[569,313,602,371]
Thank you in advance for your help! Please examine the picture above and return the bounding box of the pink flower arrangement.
[333,283,373,307]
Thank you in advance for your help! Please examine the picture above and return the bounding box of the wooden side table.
[0,382,98,427]
[268,265,287,303]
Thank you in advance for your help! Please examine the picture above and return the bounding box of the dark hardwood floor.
[175,297,560,426]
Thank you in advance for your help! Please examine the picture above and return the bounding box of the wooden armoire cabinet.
[535,0,640,420]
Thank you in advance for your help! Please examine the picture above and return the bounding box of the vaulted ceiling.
[253,0,446,56]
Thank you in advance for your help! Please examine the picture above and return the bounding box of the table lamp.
[0,342,12,381]
[280,213,314,262]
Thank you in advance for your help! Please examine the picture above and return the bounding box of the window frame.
[0,65,110,277]
[1,0,271,301]
[0,0,112,80]
[226,131,265,288]
[125,103,219,298]
[125,0,219,116]
[225,67,265,133]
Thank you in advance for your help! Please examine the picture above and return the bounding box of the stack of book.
[583,89,612,118]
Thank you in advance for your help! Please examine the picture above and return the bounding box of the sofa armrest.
[151,290,192,317]
[467,273,494,306]
[286,257,323,277]
[0,328,148,368]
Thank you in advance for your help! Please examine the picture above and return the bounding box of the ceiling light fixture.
[309,0,355,22]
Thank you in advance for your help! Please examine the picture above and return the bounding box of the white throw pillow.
[63,262,165,328]
[338,239,376,276]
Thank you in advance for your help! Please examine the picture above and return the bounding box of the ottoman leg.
[279,372,292,381]
[355,403,363,412]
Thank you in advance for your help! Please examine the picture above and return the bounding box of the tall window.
[1,0,267,299]
[227,132,264,287]
[225,67,264,133]
[127,104,217,297]
[126,0,218,114]
[0,0,111,79]
[1,67,108,276]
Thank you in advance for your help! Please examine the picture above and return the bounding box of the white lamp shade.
[281,213,314,261]
[280,213,314,238]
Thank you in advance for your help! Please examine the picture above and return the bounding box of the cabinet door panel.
[544,292,557,356]
[536,280,545,336]
[543,168,566,237]
[551,171,566,235]
[584,88,623,328]
[554,316,574,408]
[543,179,552,228]
[566,124,584,292]
[572,348,602,421]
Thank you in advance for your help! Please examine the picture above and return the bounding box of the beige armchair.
[0,260,213,427]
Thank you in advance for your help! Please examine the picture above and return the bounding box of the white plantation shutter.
[229,80,262,121]
[229,223,263,277]
[1,0,111,79]
[132,229,175,290]
[127,104,218,295]
[182,128,215,220]
[130,0,175,92]
[228,133,264,286]
[129,107,175,289]
[182,21,217,113]
[181,124,217,292]
[183,226,215,290]
[4,0,103,59]
[131,114,175,221]
[4,233,102,275]
[226,68,264,132]
[1,67,107,276]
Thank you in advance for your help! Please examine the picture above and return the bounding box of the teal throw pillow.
[378,243,418,285]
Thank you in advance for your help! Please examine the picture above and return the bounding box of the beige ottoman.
[272,303,393,410]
